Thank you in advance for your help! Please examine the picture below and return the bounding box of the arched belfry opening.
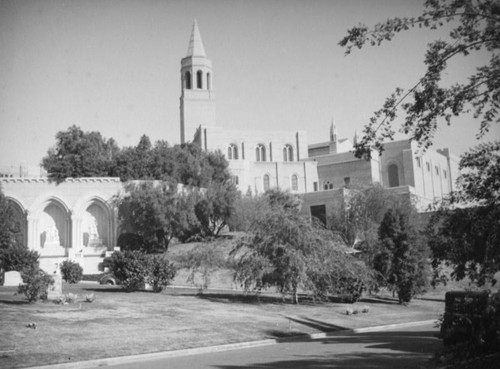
[185,71,191,89]
[196,70,203,89]
[207,73,211,90]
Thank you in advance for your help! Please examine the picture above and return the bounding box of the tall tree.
[117,182,179,252]
[428,141,500,286]
[376,208,429,304]
[0,186,18,249]
[194,181,238,237]
[339,0,500,158]
[233,189,371,304]
[42,125,119,183]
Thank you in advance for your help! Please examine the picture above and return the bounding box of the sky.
[0,0,497,172]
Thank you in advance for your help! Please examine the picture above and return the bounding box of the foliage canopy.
[340,0,500,158]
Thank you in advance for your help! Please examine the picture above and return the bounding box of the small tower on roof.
[179,19,216,144]
[329,119,338,154]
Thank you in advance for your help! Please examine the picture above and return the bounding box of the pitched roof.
[186,19,206,57]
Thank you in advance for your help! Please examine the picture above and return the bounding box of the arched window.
[256,144,266,162]
[291,174,298,191]
[207,73,211,90]
[196,70,203,89]
[388,164,399,187]
[263,174,270,191]
[323,181,333,190]
[227,144,238,160]
[185,71,191,90]
[283,144,294,162]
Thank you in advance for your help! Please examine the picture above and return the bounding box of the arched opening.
[256,144,266,162]
[207,73,211,90]
[283,144,293,162]
[388,164,400,187]
[291,174,298,191]
[263,174,270,191]
[39,201,68,249]
[196,70,203,89]
[228,144,238,160]
[6,198,26,248]
[185,71,191,90]
[82,202,109,249]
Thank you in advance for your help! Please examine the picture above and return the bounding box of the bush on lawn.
[0,247,40,273]
[60,260,83,284]
[18,266,54,303]
[109,251,148,291]
[145,254,177,292]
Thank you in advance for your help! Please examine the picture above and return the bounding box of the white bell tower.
[179,20,216,144]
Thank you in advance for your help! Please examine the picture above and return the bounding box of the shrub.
[0,247,39,273]
[345,308,353,315]
[145,255,177,293]
[109,251,147,291]
[362,306,370,313]
[60,260,83,284]
[18,267,54,303]
[84,293,96,303]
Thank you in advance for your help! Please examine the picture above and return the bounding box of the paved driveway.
[101,323,441,369]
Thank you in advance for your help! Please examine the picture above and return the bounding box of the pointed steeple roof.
[186,19,206,57]
[330,119,337,142]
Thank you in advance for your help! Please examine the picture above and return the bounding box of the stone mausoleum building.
[1,178,122,274]
[1,20,460,275]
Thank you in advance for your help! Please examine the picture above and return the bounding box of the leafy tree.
[0,186,19,250]
[428,141,500,286]
[339,0,500,158]
[194,181,238,237]
[0,247,39,272]
[171,191,202,243]
[42,125,119,183]
[328,185,398,248]
[117,182,179,252]
[376,208,429,304]
[233,190,371,304]
[227,193,268,232]
[455,140,500,206]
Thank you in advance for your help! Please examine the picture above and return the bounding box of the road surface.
[99,323,441,369]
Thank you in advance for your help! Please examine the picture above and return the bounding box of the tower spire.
[186,19,206,57]
[330,119,337,143]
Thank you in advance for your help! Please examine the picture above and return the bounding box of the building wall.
[195,125,318,194]
[313,151,381,189]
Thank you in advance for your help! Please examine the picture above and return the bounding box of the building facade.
[1,178,121,274]
[303,125,460,220]
[181,21,318,195]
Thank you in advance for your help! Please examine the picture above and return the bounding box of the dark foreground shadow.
[214,329,441,369]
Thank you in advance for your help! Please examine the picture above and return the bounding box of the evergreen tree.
[376,208,429,304]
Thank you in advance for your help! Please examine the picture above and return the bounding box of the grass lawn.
[0,279,447,369]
